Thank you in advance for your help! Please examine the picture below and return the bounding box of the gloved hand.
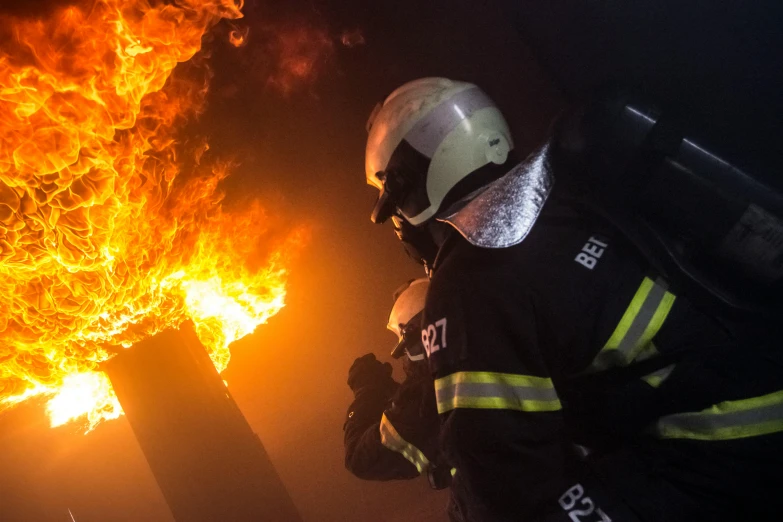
[347,353,397,397]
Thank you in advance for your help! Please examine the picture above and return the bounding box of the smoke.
[217,11,365,96]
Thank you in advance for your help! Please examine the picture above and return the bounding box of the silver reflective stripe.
[436,382,559,403]
[379,413,430,474]
[435,371,561,414]
[634,342,659,362]
[654,390,783,441]
[405,87,495,157]
[591,278,676,371]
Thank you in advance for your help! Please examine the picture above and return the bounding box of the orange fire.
[0,0,300,432]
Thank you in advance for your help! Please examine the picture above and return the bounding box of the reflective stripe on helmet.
[590,277,676,371]
[366,78,513,226]
[365,78,474,188]
[435,371,561,414]
[379,413,431,474]
[404,88,495,158]
[653,389,783,441]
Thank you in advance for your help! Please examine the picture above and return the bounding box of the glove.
[347,353,396,396]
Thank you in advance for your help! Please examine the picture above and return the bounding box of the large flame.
[0,0,299,431]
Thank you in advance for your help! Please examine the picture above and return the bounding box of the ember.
[0,0,300,432]
[229,24,250,47]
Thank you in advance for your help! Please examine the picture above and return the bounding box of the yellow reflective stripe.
[435,371,556,389]
[379,413,430,474]
[591,277,677,371]
[435,371,561,414]
[654,390,783,441]
[438,396,562,412]
[641,364,675,389]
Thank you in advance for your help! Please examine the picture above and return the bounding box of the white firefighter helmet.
[366,77,514,225]
[387,278,429,361]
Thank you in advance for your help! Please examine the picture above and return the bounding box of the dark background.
[0,1,780,520]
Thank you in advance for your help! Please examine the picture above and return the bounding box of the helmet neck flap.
[441,142,554,249]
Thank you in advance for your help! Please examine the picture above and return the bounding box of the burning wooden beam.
[105,323,301,522]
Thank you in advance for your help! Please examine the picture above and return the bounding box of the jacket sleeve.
[424,267,606,521]
[344,380,421,481]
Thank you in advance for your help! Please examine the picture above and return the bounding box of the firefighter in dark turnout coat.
[363,77,783,522]
[344,279,453,491]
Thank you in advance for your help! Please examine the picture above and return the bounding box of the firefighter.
[363,77,783,521]
[344,278,453,492]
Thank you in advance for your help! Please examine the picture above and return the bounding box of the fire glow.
[0,0,301,431]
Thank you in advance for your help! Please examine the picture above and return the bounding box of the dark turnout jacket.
[344,360,445,484]
[423,195,783,522]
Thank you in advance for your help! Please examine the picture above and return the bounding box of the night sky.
[0,0,780,520]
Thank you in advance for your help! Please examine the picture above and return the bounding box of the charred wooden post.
[105,323,302,522]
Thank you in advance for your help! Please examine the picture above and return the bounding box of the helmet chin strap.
[392,217,439,270]
[406,350,426,362]
[426,220,452,250]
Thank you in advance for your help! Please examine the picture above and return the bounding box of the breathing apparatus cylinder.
[553,95,783,317]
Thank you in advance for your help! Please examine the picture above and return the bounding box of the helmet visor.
[390,314,425,361]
